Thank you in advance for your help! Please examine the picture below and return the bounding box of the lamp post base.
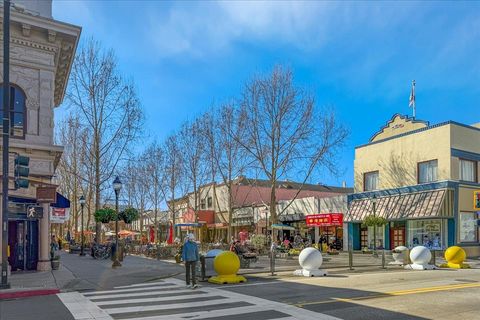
[112,260,122,268]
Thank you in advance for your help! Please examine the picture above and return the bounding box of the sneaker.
[192,284,198,289]
[185,284,191,289]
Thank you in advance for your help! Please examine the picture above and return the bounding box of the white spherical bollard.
[298,247,323,271]
[409,246,431,265]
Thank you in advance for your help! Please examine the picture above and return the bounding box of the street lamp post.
[79,196,86,256]
[372,194,378,258]
[112,176,122,268]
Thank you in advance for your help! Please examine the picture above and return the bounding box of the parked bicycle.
[92,244,111,259]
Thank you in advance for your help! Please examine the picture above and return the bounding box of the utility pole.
[1,0,11,289]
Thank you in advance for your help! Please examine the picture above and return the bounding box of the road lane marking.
[295,282,480,307]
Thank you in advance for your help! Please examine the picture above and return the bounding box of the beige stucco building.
[0,0,80,271]
[346,114,480,256]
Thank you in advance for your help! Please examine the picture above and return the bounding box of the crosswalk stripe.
[84,283,177,296]
[88,288,193,300]
[95,291,218,306]
[114,281,165,289]
[104,297,236,314]
[124,306,289,320]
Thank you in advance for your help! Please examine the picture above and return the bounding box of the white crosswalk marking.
[58,278,342,320]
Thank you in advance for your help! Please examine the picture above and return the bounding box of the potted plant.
[120,207,139,224]
[51,255,60,270]
[94,208,116,223]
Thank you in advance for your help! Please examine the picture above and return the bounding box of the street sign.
[306,213,343,227]
[26,206,43,219]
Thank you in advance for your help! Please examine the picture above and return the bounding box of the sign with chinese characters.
[50,207,70,224]
[306,213,343,227]
[26,206,44,219]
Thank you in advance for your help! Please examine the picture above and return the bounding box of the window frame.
[417,159,438,184]
[363,171,379,191]
[207,196,213,209]
[200,198,206,210]
[0,84,27,139]
[459,158,477,183]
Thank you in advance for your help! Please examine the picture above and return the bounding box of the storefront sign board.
[37,187,57,203]
[306,213,343,227]
[50,207,70,224]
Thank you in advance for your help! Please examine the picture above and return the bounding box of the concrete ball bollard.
[405,246,436,270]
[410,246,431,265]
[294,247,327,277]
[441,246,470,269]
[298,247,323,271]
[208,251,247,284]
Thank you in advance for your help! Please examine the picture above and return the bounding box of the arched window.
[0,84,26,138]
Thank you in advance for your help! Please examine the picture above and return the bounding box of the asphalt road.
[216,268,480,319]
[2,256,480,320]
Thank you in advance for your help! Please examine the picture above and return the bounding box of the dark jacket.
[182,240,199,262]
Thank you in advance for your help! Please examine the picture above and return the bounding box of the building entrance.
[390,227,406,248]
[8,220,39,271]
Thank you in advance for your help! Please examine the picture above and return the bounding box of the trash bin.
[206,249,223,275]
[111,243,124,261]
[111,243,116,261]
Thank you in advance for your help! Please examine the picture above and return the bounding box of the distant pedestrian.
[182,233,199,289]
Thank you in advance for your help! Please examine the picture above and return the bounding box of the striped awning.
[347,189,450,222]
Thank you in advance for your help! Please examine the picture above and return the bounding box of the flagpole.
[412,80,416,118]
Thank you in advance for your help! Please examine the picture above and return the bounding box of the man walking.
[182,233,199,289]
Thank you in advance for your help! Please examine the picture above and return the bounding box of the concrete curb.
[0,288,60,300]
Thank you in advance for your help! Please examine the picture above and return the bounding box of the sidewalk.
[0,250,184,298]
[238,251,480,275]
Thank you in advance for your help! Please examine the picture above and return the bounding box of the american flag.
[409,80,416,108]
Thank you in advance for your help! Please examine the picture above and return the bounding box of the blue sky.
[53,1,480,187]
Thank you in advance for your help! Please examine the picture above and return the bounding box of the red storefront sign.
[306,213,343,227]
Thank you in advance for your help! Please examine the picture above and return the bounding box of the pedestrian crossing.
[58,278,340,320]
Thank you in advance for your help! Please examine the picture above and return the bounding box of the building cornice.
[1,9,81,107]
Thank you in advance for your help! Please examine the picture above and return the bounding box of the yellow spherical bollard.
[208,251,247,284]
[445,246,466,264]
[441,246,470,269]
[213,251,240,275]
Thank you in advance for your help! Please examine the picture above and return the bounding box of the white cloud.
[148,2,336,58]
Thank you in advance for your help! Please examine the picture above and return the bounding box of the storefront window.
[459,212,477,242]
[367,225,384,249]
[407,219,444,249]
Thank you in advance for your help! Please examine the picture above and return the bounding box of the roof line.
[356,120,480,150]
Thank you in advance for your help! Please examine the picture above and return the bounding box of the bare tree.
[161,134,184,239]
[143,141,164,243]
[238,66,348,228]
[67,39,143,240]
[204,104,249,239]
[178,119,210,224]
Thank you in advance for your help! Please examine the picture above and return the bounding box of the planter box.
[51,260,60,270]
